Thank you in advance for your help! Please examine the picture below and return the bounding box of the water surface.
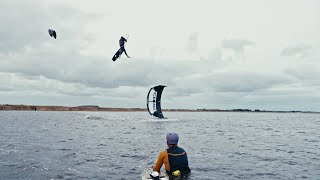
[0,111,319,179]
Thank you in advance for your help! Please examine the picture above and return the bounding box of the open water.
[0,111,319,179]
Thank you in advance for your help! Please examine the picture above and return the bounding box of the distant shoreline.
[0,104,319,114]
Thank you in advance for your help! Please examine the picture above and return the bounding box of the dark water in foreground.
[0,111,319,179]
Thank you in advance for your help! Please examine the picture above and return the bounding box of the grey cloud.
[222,38,253,53]
[0,1,48,53]
[211,71,294,93]
[166,86,203,98]
[171,70,295,95]
[0,50,201,90]
[0,45,219,98]
[0,86,14,92]
[284,64,320,86]
[281,44,312,57]
[0,0,93,54]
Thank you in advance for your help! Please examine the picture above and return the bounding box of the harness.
[166,147,190,175]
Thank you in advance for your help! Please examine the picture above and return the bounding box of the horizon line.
[0,104,319,113]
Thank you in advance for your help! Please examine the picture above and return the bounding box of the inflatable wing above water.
[147,85,166,118]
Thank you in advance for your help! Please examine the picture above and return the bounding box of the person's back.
[153,132,191,177]
[167,146,190,174]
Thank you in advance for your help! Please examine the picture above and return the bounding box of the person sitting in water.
[119,36,130,58]
[152,132,191,177]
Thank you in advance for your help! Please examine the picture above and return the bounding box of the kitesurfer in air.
[119,36,130,58]
[152,132,191,178]
[112,36,130,61]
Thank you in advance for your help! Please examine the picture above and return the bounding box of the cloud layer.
[1,0,320,111]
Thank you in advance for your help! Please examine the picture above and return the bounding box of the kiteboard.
[141,169,169,180]
[112,48,123,61]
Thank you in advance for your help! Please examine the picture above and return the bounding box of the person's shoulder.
[161,149,170,155]
[157,150,168,158]
[160,150,168,154]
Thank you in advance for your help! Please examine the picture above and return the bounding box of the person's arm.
[153,152,165,172]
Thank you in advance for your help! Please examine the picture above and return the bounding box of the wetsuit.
[119,37,128,56]
[153,146,191,176]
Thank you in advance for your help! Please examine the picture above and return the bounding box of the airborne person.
[119,36,130,58]
[112,36,130,61]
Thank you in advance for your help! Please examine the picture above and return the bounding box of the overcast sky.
[1,0,320,111]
